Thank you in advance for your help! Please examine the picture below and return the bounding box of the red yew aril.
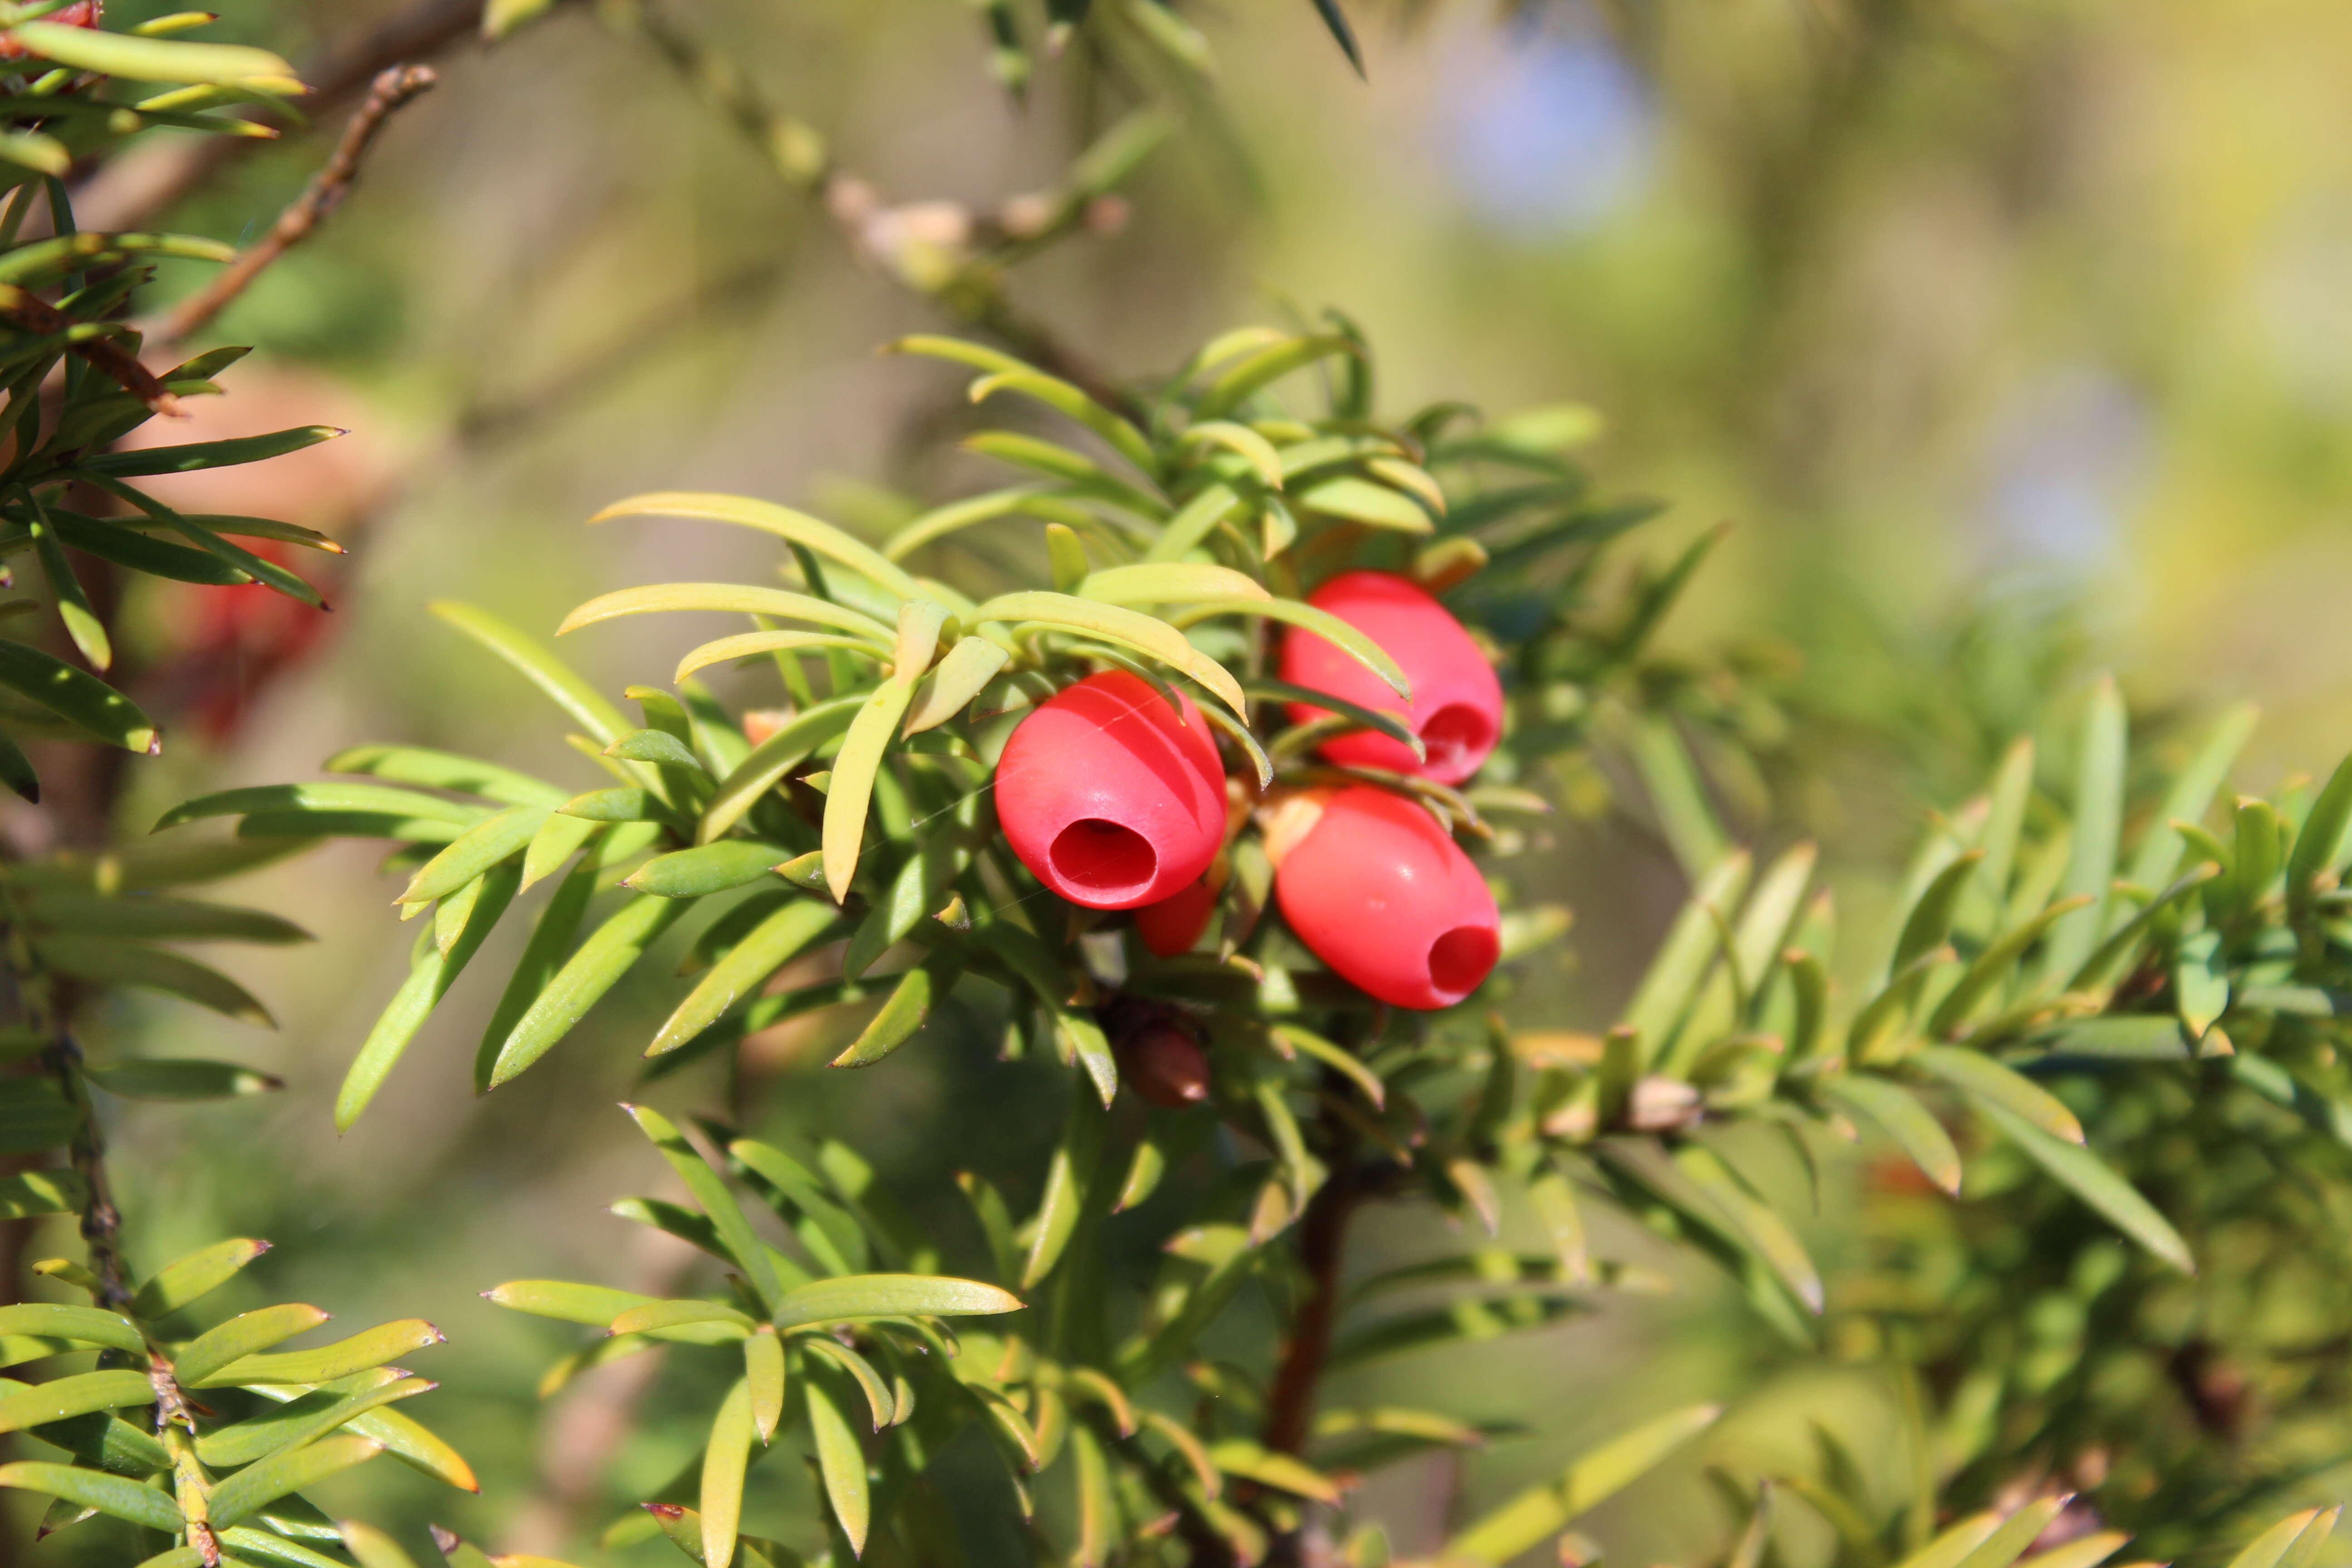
[1274,785,1499,1009]
[164,539,335,742]
[1278,569,1504,785]
[1136,873,1218,957]
[1122,1022,1211,1109]
[0,3,97,56]
[996,671,1226,909]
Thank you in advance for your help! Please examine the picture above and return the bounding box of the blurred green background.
[23,0,2352,1562]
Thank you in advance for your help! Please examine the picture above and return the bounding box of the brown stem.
[74,0,510,234]
[302,0,500,107]
[44,1028,128,1309]
[604,0,1136,416]
[1259,1170,1358,1458]
[0,287,180,414]
[74,5,493,232]
[2,920,130,1309]
[963,282,1140,420]
[156,65,439,348]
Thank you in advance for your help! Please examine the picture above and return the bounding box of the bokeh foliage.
[1,4,2351,1568]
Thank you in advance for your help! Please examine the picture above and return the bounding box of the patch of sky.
[1439,8,1657,238]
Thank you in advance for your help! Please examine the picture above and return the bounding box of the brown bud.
[1123,1023,1210,1110]
[1083,194,1131,235]
[999,192,1056,238]
[743,708,791,748]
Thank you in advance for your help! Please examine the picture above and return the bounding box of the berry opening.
[1428,924,1500,999]
[1419,702,1496,774]
[1051,818,1158,900]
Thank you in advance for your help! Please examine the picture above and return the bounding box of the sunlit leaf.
[967,591,1245,715]
[173,1301,331,1384]
[342,862,519,1129]
[131,1237,268,1318]
[1443,1405,1720,1564]
[902,636,1010,735]
[3,22,294,84]
[559,583,895,645]
[805,1374,869,1556]
[1978,1102,2192,1273]
[745,1326,785,1443]
[701,695,862,845]
[1195,334,1357,419]
[2225,1511,2334,1568]
[1209,1440,1340,1502]
[1294,475,1432,533]
[0,639,155,753]
[1911,1046,2083,1144]
[1175,597,1407,696]
[196,1374,434,1470]
[821,673,919,900]
[771,1273,1022,1329]
[591,492,923,600]
[0,1369,156,1434]
[209,1434,384,1528]
[0,1461,181,1531]
[430,602,631,746]
[652,900,837,1056]
[699,1378,755,1568]
[191,1318,444,1387]
[626,1104,785,1312]
[1079,563,1267,607]
[485,897,689,1088]
[2043,676,2125,978]
[1820,1074,1961,1195]
[675,629,882,684]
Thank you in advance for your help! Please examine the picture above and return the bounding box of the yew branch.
[157,65,439,348]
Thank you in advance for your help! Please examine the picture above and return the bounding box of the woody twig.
[0,285,180,414]
[155,64,440,348]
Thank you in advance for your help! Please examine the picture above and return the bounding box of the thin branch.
[1259,1170,1357,1460]
[84,0,1141,413]
[303,0,498,108]
[73,0,518,234]
[156,65,439,348]
[603,0,832,194]
[1255,1080,1398,1567]
[0,286,180,414]
[602,0,1142,416]
[44,1029,128,1309]
[0,915,131,1309]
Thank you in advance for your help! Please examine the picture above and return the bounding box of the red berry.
[1274,785,1499,1010]
[1278,569,1504,785]
[0,4,100,58]
[1136,874,1218,957]
[1123,1022,1210,1109]
[995,671,1226,910]
[172,539,333,742]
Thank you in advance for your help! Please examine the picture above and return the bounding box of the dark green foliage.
[0,21,353,797]
[0,839,466,1563]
